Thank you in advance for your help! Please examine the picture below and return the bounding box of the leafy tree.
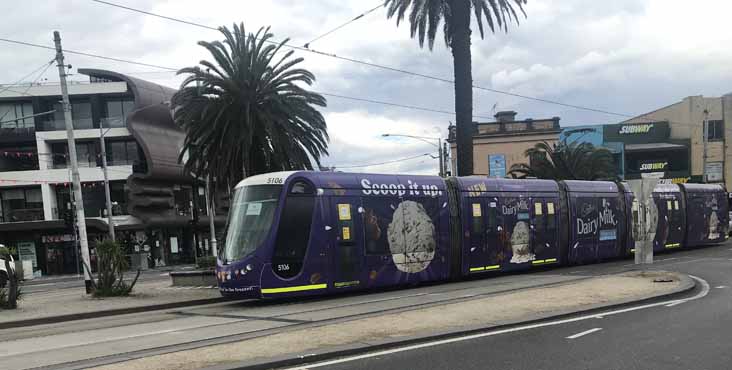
[385,0,527,176]
[173,23,329,186]
[508,141,617,181]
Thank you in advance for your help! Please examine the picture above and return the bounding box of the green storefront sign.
[603,122,670,144]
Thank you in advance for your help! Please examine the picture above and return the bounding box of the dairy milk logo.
[619,124,653,134]
[361,179,443,197]
[577,202,598,235]
[599,199,618,226]
[502,199,529,215]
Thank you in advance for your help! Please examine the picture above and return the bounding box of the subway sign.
[604,121,670,144]
[639,160,668,172]
[619,124,653,134]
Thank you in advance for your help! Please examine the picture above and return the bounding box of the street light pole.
[703,109,709,183]
[99,120,115,241]
[382,133,445,177]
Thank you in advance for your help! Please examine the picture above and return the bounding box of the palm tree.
[508,141,617,181]
[385,0,527,176]
[172,23,329,187]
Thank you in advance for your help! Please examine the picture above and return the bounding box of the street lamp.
[382,133,445,177]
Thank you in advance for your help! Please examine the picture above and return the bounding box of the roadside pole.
[54,31,93,293]
[205,175,217,258]
[437,137,444,177]
[99,120,115,241]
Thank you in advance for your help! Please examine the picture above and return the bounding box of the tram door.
[665,197,684,248]
[331,198,364,290]
[530,198,559,263]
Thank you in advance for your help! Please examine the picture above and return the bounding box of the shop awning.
[625,143,687,152]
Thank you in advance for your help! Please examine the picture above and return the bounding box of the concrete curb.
[211,273,696,370]
[0,297,229,330]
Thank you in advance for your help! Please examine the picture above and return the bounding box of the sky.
[1,0,732,175]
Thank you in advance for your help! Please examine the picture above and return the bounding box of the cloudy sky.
[2,0,732,175]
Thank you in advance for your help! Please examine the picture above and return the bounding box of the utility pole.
[99,120,115,240]
[205,175,217,257]
[703,109,709,183]
[54,31,93,293]
[437,137,444,178]
[443,141,450,176]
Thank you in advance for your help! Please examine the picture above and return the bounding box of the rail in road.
[1,245,729,370]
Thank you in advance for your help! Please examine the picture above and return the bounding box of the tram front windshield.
[222,184,282,263]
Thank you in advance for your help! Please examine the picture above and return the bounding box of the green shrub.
[84,240,140,297]
[197,256,217,270]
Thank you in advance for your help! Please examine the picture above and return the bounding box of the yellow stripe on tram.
[532,258,558,265]
[485,265,500,270]
[470,267,486,272]
[261,284,328,294]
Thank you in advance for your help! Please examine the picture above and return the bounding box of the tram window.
[272,192,315,279]
[290,181,314,195]
[471,203,484,234]
[533,202,544,232]
[546,202,556,230]
[487,203,497,232]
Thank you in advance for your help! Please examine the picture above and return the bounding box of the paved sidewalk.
[0,279,223,327]
[92,270,691,370]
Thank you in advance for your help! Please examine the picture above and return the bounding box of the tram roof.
[456,177,559,193]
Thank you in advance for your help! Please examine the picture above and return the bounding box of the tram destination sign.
[604,121,670,144]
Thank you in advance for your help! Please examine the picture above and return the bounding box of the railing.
[1,208,44,223]
[100,117,126,128]
[38,118,94,131]
[454,119,561,139]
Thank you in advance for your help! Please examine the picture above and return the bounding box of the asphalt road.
[292,245,732,370]
[2,245,730,370]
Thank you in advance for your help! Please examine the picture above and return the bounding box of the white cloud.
[2,0,732,173]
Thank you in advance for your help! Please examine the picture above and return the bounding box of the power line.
[317,92,494,120]
[0,42,494,120]
[304,2,384,48]
[0,60,55,122]
[0,38,177,71]
[330,152,436,169]
[86,0,631,118]
[0,59,54,95]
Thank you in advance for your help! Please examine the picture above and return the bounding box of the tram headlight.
[245,264,253,272]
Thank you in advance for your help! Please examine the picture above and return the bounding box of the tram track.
[30,274,592,370]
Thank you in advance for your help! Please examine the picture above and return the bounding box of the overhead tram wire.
[330,152,438,169]
[0,39,496,120]
[0,60,55,121]
[0,59,55,95]
[87,0,631,118]
[303,2,384,48]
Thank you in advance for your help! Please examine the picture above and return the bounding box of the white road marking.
[566,328,602,339]
[715,286,728,289]
[568,270,588,274]
[664,275,711,307]
[665,301,685,307]
[656,258,678,262]
[283,275,710,370]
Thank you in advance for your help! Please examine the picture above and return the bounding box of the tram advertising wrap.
[217,171,728,299]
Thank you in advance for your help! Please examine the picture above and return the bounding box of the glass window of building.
[0,145,39,171]
[50,101,93,130]
[708,120,724,141]
[51,141,98,168]
[0,187,44,222]
[0,102,34,129]
[106,139,139,166]
[104,98,134,128]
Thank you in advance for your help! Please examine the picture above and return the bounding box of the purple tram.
[216,171,728,299]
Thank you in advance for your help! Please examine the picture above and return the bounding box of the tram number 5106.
[277,264,291,272]
[266,177,284,185]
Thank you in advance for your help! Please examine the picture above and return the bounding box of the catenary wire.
[303,2,384,47]
[0,60,55,122]
[86,0,631,118]
[329,152,437,169]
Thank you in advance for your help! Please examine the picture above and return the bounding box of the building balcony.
[38,118,95,131]
[1,208,44,223]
